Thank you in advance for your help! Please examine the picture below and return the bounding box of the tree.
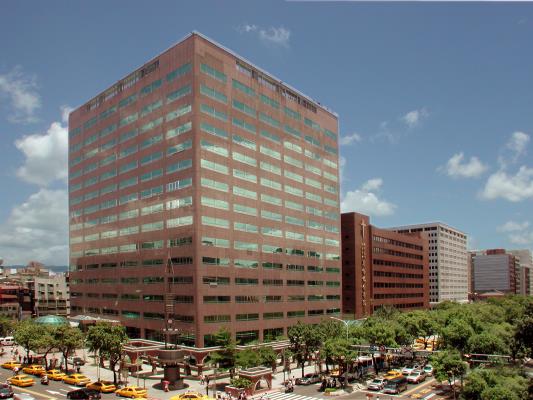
[34,326,59,368]
[462,370,487,400]
[235,349,261,369]
[441,319,474,355]
[322,338,356,375]
[86,323,128,384]
[467,331,508,356]
[398,311,437,349]
[288,322,321,377]
[13,320,46,361]
[0,316,13,337]
[52,325,85,372]
[257,346,277,371]
[430,350,467,399]
[209,328,236,371]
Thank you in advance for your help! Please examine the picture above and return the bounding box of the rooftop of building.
[387,221,467,236]
[72,31,337,118]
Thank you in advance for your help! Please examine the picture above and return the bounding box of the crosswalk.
[253,391,323,400]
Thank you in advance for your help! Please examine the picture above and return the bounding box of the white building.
[32,274,70,317]
[389,222,468,304]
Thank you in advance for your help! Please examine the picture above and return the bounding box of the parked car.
[295,373,321,385]
[367,378,387,391]
[67,388,101,400]
[67,357,86,366]
[382,376,408,394]
[423,364,434,376]
[407,370,427,384]
[86,381,117,393]
[0,383,14,399]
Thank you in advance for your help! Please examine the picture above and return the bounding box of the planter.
[225,385,252,397]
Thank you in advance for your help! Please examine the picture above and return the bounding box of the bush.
[230,377,253,389]
[324,388,337,393]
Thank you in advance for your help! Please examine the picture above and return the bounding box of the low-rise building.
[341,212,429,319]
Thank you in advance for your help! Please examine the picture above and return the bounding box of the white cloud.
[339,132,362,146]
[441,152,488,179]
[339,155,347,183]
[341,178,396,216]
[0,67,41,123]
[481,166,533,202]
[508,231,533,245]
[0,189,68,265]
[497,221,530,232]
[14,110,69,186]
[506,131,529,160]
[238,24,291,48]
[402,108,428,128]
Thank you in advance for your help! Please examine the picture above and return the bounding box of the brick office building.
[68,32,341,347]
[341,212,429,319]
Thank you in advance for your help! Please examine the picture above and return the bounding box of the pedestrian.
[200,374,204,385]
[76,365,81,373]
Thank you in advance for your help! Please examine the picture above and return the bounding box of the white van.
[2,337,15,346]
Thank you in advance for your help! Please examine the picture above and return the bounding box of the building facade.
[341,212,429,319]
[472,249,517,294]
[31,275,70,317]
[68,32,341,347]
[508,249,532,296]
[390,222,468,304]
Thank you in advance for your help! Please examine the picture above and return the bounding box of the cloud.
[0,67,41,123]
[440,152,488,179]
[237,24,291,48]
[402,108,428,128]
[339,155,347,183]
[14,109,69,186]
[506,131,529,161]
[0,189,68,265]
[339,132,362,146]
[341,178,396,216]
[508,231,533,245]
[497,221,530,233]
[481,166,533,202]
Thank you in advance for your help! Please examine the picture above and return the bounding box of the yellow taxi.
[46,369,67,381]
[86,380,117,393]
[170,391,214,400]
[1,360,21,370]
[115,386,148,398]
[63,374,91,386]
[383,370,403,380]
[8,374,35,387]
[22,364,46,376]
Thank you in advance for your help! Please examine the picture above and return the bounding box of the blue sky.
[0,0,532,265]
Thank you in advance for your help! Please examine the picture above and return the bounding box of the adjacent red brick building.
[68,32,341,347]
[341,212,429,319]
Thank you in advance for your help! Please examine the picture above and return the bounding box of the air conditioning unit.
[209,282,218,287]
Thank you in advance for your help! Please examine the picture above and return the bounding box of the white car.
[367,378,387,391]
[407,370,427,384]
[401,364,421,375]
[423,365,433,376]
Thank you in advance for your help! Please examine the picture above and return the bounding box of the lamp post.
[329,317,349,341]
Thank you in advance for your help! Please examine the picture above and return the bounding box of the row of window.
[204,309,340,323]
[71,62,191,139]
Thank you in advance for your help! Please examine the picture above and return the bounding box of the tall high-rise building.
[506,249,531,296]
[389,222,468,304]
[472,249,517,294]
[68,32,341,347]
[341,212,429,319]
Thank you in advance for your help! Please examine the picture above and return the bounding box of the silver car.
[407,370,427,384]
[367,378,387,391]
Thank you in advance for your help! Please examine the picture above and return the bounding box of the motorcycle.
[41,375,49,385]
[284,384,294,393]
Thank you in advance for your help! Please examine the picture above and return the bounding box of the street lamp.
[329,317,349,341]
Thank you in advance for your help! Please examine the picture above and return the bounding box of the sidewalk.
[1,346,322,400]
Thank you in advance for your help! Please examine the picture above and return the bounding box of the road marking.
[259,391,324,400]
[403,378,435,396]
[12,386,58,399]
[46,391,62,395]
